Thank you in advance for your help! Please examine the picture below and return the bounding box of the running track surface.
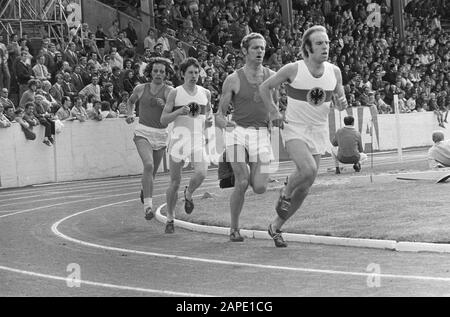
[1,148,450,297]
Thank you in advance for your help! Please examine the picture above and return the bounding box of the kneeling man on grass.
[331,115,367,174]
[428,131,450,169]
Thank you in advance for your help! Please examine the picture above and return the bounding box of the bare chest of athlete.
[305,63,325,79]
[243,68,265,86]
[149,83,164,95]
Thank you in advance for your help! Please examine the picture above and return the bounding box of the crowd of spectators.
[153,0,450,121]
[1,0,450,145]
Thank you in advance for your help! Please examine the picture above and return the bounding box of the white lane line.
[0,265,213,297]
[0,178,221,217]
[0,192,137,219]
[51,200,450,283]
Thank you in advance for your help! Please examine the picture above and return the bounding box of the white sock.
[143,198,152,210]
[185,187,193,200]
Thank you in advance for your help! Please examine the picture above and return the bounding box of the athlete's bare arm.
[332,65,348,111]
[160,88,189,126]
[205,89,213,128]
[215,72,239,129]
[259,63,297,127]
[125,84,145,123]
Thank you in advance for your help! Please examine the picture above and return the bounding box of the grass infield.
[157,159,450,243]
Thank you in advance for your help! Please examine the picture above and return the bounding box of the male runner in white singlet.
[160,57,213,234]
[259,25,348,247]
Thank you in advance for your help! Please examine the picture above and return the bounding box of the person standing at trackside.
[428,130,450,168]
[259,25,348,247]
[215,33,278,243]
[331,115,368,174]
[126,57,173,221]
[160,57,213,234]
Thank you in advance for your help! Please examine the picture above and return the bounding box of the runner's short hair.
[301,25,327,58]
[180,57,201,74]
[240,32,266,51]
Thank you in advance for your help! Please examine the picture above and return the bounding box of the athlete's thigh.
[227,144,250,181]
[285,139,320,175]
[152,147,166,172]
[249,161,270,188]
[192,159,209,175]
[168,155,185,183]
[134,136,154,166]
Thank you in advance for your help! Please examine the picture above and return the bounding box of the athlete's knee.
[252,183,267,194]
[234,177,250,192]
[143,160,154,173]
[195,169,207,182]
[169,178,181,191]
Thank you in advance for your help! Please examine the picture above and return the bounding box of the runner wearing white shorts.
[216,33,278,242]
[126,58,173,222]
[259,25,348,247]
[161,58,213,233]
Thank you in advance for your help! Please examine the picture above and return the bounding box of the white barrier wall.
[1,112,449,189]
[0,119,144,189]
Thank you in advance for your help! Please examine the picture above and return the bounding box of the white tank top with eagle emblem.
[285,60,337,128]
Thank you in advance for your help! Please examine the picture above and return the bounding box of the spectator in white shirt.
[33,55,52,81]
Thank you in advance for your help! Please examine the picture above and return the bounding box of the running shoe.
[229,229,244,242]
[165,220,175,234]
[184,186,194,214]
[144,206,154,221]
[268,224,287,248]
[275,188,291,220]
[140,189,144,204]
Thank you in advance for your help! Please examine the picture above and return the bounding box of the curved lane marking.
[51,199,450,283]
[0,264,213,297]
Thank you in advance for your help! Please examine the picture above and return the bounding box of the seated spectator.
[3,105,15,122]
[428,131,450,168]
[0,88,15,110]
[34,94,55,145]
[156,31,171,53]
[398,91,410,113]
[55,96,73,121]
[70,96,88,122]
[50,74,65,104]
[62,72,78,100]
[429,92,445,127]
[23,102,40,130]
[375,92,392,114]
[150,43,164,58]
[64,42,79,68]
[32,55,51,81]
[87,100,103,121]
[144,29,157,52]
[85,93,97,111]
[331,116,368,174]
[19,79,38,109]
[88,52,102,73]
[100,101,117,118]
[407,92,418,112]
[71,65,85,93]
[101,82,119,105]
[124,21,138,47]
[117,91,129,115]
[109,46,124,70]
[14,107,29,129]
[79,75,101,101]
[0,102,11,128]
[122,70,136,94]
